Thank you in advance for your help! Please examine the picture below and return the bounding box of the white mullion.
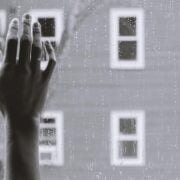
[116,135,138,141]
[40,124,56,128]
[0,10,6,35]
[117,36,137,41]
[137,111,145,165]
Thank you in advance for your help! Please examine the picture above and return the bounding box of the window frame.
[110,110,145,166]
[110,8,145,69]
[0,10,6,36]
[39,111,64,166]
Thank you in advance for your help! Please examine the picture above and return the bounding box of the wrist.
[6,115,40,150]
[5,114,41,180]
[6,113,40,133]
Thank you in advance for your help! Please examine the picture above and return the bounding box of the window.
[110,110,145,166]
[30,9,63,69]
[39,111,64,166]
[110,9,144,69]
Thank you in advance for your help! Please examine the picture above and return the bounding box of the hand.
[0,14,57,180]
[0,14,56,129]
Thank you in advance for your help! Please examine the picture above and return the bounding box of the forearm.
[5,116,40,180]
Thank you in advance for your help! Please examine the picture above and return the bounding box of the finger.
[4,18,19,64]
[31,22,42,72]
[0,50,3,62]
[0,37,5,60]
[43,41,56,81]
[18,14,32,65]
[42,42,48,61]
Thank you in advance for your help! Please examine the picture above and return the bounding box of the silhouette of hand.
[0,14,56,129]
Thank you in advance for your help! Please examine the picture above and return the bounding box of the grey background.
[0,0,180,179]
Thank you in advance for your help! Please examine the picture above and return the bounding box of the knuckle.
[18,64,31,76]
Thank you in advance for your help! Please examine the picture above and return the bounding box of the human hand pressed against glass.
[0,14,56,180]
[0,14,56,128]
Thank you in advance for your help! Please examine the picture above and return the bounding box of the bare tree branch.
[57,0,107,56]
[75,0,103,28]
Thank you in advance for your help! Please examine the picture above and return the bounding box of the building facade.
[0,0,180,180]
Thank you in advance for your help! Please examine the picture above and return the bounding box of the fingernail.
[33,22,41,34]
[22,13,32,37]
[23,13,32,21]
[12,19,19,25]
[25,14,31,19]
[22,13,32,26]
[45,41,49,44]
[10,18,19,28]
[33,22,40,27]
[33,22,41,47]
[7,18,19,39]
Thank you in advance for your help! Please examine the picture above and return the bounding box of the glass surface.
[119,141,138,158]
[120,118,136,134]
[40,118,55,124]
[119,17,136,36]
[38,18,55,37]
[118,41,137,60]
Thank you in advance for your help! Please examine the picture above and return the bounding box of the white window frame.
[39,111,64,166]
[110,8,144,69]
[0,10,6,36]
[110,110,145,166]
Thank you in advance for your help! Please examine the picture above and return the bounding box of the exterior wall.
[0,0,180,180]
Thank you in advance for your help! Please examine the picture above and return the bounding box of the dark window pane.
[119,141,137,158]
[40,128,56,137]
[118,41,137,60]
[119,17,136,36]
[120,118,136,134]
[38,18,55,37]
[41,118,55,124]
